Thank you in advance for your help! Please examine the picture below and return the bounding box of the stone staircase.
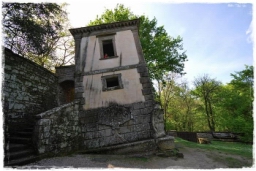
[4,121,39,167]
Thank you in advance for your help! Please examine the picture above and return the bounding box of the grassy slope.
[175,137,253,158]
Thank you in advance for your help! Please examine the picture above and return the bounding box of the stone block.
[140,108,152,115]
[119,126,130,134]
[144,100,154,107]
[140,77,150,84]
[131,109,141,116]
[99,129,112,137]
[75,87,84,93]
[135,123,150,132]
[38,119,51,126]
[142,88,152,95]
[157,136,175,150]
[38,146,46,154]
[44,132,50,138]
[137,130,150,139]
[61,142,67,148]
[144,94,154,101]
[124,132,138,142]
[133,103,145,110]
[140,71,149,77]
[137,66,147,73]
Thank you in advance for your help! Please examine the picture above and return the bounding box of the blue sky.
[65,0,253,86]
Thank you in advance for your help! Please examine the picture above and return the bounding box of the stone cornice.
[82,63,146,76]
[69,19,140,36]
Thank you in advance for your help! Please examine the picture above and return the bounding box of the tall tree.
[159,73,180,130]
[2,3,74,70]
[88,4,187,82]
[163,79,197,132]
[179,81,196,132]
[215,66,253,142]
[193,74,221,132]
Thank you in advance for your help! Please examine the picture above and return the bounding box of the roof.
[69,18,140,36]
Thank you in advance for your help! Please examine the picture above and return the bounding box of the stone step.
[7,143,30,152]
[13,131,33,137]
[9,137,32,144]
[23,127,34,132]
[5,149,35,160]
[4,155,40,167]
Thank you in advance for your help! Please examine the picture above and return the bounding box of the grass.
[175,137,253,158]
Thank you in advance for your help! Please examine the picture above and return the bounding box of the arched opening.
[59,80,75,104]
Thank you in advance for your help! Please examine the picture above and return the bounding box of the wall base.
[79,136,175,155]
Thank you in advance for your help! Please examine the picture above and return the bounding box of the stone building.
[3,19,173,166]
[67,18,159,148]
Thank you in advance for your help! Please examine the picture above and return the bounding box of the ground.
[24,142,253,169]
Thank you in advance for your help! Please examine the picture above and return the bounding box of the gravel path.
[22,146,253,169]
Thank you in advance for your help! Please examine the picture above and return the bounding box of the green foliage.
[192,74,222,132]
[161,75,197,132]
[88,4,136,25]
[3,3,64,55]
[214,66,254,142]
[2,3,74,71]
[88,4,187,81]
[163,66,253,143]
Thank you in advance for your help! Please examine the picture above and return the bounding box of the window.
[103,40,115,58]
[102,74,123,91]
[106,77,119,88]
[97,34,117,59]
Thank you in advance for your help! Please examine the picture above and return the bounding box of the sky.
[62,0,254,86]
[1,0,254,86]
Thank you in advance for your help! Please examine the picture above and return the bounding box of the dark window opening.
[59,80,75,104]
[106,77,119,88]
[102,74,123,91]
[103,40,114,57]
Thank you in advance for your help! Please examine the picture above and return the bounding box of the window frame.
[98,34,118,60]
[101,74,123,91]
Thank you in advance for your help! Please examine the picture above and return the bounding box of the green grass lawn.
[175,137,253,158]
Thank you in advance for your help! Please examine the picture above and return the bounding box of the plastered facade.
[83,69,144,110]
[81,30,139,73]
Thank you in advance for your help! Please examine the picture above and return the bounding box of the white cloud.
[246,21,253,43]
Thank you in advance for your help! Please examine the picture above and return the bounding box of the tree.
[215,66,253,142]
[88,4,187,82]
[193,74,221,132]
[163,79,197,132]
[2,3,74,70]
[158,73,180,130]
[178,81,196,132]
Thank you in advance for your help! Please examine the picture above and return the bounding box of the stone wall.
[55,65,75,83]
[79,101,155,150]
[2,48,59,124]
[34,101,82,154]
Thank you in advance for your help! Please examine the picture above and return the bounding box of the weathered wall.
[83,68,144,110]
[34,101,81,154]
[3,48,59,122]
[80,101,154,149]
[82,30,139,72]
[55,65,75,83]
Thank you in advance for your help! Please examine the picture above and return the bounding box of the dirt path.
[25,146,253,169]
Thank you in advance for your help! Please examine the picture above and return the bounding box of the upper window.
[97,34,117,59]
[102,40,115,58]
